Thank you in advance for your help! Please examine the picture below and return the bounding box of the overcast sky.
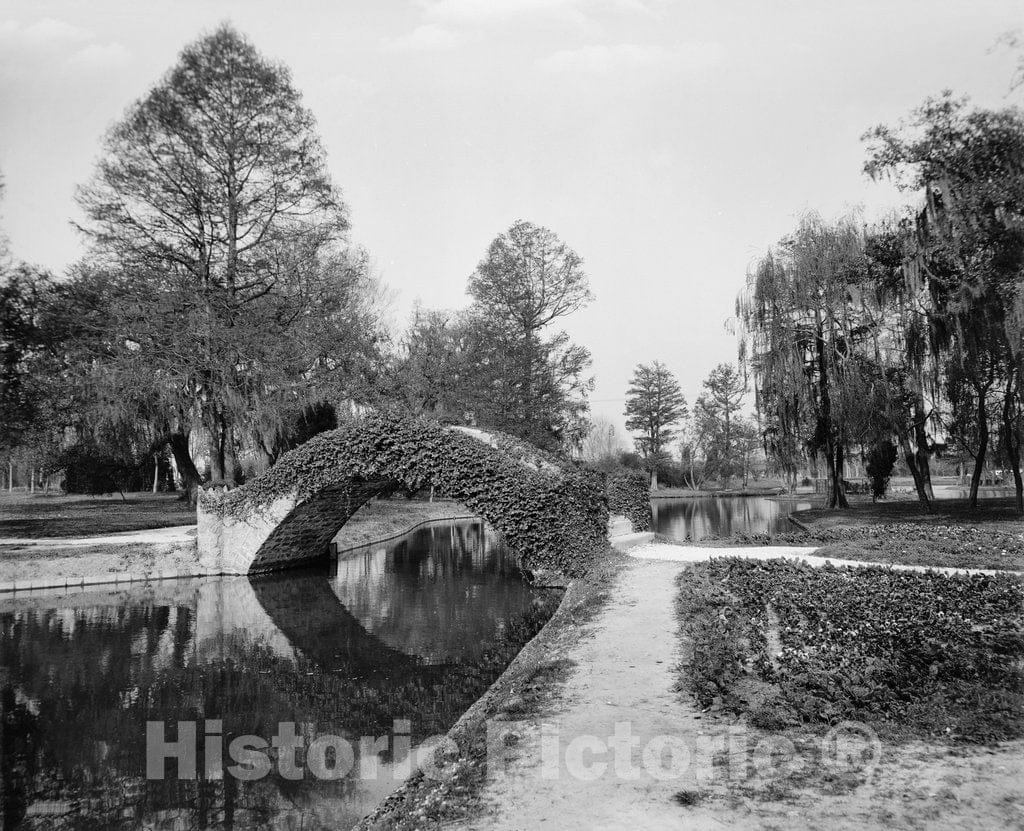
[1,0,1021,442]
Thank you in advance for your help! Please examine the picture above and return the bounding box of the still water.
[0,519,559,831]
[651,496,813,541]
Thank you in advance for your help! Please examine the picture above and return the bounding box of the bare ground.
[450,552,1024,831]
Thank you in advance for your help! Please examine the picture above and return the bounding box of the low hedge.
[606,473,652,532]
[677,558,1024,742]
[201,411,609,576]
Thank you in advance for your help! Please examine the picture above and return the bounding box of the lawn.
[0,492,195,538]
[795,495,1024,535]
[701,496,1024,571]
[676,558,1024,744]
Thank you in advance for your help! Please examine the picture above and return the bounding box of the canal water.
[651,495,813,541]
[0,519,559,831]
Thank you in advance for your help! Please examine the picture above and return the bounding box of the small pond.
[651,495,814,541]
[0,519,559,830]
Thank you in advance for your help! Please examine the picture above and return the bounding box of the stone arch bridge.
[197,414,608,576]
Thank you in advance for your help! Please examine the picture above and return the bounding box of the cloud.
[68,42,131,69]
[538,41,723,75]
[0,17,130,77]
[419,0,655,25]
[382,23,459,53]
[0,17,90,50]
[388,0,658,42]
[383,0,663,54]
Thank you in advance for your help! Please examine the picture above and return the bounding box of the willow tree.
[75,25,357,485]
[863,222,938,507]
[864,94,1024,510]
[738,215,885,509]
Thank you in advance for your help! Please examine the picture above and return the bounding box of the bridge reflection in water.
[0,519,559,831]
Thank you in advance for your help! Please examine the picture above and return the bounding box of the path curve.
[628,542,1022,577]
[0,525,196,547]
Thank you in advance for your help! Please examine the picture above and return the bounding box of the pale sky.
[1,1,1021,442]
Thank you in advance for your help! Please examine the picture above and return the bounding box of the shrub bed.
[201,412,609,576]
[676,558,1024,742]
[606,473,652,532]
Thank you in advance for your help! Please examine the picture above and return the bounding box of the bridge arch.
[197,413,609,577]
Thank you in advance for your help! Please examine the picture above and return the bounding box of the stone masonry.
[198,481,392,574]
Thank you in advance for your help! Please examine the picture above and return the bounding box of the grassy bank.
[355,546,625,831]
[675,558,1024,744]
[331,499,479,553]
[0,491,195,537]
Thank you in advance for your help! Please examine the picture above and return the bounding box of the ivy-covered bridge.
[197,413,614,577]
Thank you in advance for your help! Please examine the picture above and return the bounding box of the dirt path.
[452,552,1024,831]
[452,557,729,830]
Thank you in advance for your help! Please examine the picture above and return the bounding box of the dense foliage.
[202,412,610,576]
[865,440,898,499]
[605,473,652,532]
[2,33,597,495]
[677,559,1024,742]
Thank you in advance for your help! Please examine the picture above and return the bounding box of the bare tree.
[579,415,624,463]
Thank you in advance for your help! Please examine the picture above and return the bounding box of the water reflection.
[651,496,812,541]
[0,519,558,831]
[331,521,538,664]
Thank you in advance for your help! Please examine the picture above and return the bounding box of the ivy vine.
[606,473,653,532]
[201,412,610,576]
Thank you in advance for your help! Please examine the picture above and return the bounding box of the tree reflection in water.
[0,519,560,830]
[651,496,813,541]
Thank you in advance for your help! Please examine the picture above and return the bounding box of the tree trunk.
[827,443,849,509]
[206,408,231,484]
[815,324,847,509]
[968,383,989,509]
[168,432,203,492]
[912,399,935,502]
[7,461,12,492]
[226,425,243,485]
[721,407,732,489]
[1001,371,1023,514]
[900,434,932,511]
[152,456,160,493]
